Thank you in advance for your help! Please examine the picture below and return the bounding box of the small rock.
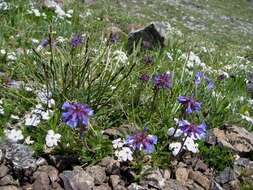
[210,180,224,190]
[128,183,146,190]
[0,149,4,164]
[109,175,124,188]
[189,171,211,190]
[99,157,121,175]
[59,166,94,190]
[32,172,50,190]
[194,159,208,172]
[164,179,188,190]
[140,168,165,190]
[0,186,18,190]
[86,165,106,185]
[186,181,205,190]
[0,175,18,186]
[34,165,59,183]
[93,183,112,190]
[207,125,253,155]
[0,164,9,178]
[163,169,171,180]
[127,22,168,52]
[175,168,189,185]
[36,157,48,166]
[215,167,236,184]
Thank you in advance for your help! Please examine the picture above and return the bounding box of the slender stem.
[178,135,188,155]
[149,88,159,119]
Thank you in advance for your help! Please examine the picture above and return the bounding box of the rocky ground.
[0,124,253,190]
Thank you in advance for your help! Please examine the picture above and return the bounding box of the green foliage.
[198,142,234,171]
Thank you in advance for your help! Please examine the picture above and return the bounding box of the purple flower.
[217,74,225,81]
[125,130,157,154]
[194,71,214,89]
[70,34,83,47]
[109,32,119,43]
[194,71,203,86]
[204,76,214,89]
[40,38,49,47]
[177,96,201,113]
[153,72,172,89]
[178,119,206,138]
[139,73,150,82]
[143,55,153,64]
[61,102,93,128]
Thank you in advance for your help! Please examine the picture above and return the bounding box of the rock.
[140,168,165,190]
[207,125,253,155]
[0,164,9,178]
[211,180,224,190]
[109,175,125,189]
[32,172,50,190]
[163,169,171,180]
[99,157,121,175]
[59,166,95,190]
[36,157,48,166]
[186,180,205,190]
[93,183,112,190]
[34,165,59,183]
[49,154,79,171]
[194,159,208,172]
[128,183,146,190]
[127,22,168,52]
[215,167,236,184]
[0,149,4,164]
[189,171,211,190]
[164,179,188,190]
[86,165,106,185]
[175,168,189,185]
[0,175,18,186]
[0,186,18,190]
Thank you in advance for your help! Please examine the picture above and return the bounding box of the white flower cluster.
[168,127,200,156]
[0,0,9,10]
[112,138,133,162]
[113,50,128,65]
[0,99,4,115]
[239,114,253,125]
[45,130,61,147]
[44,0,73,19]
[4,129,24,142]
[24,88,55,126]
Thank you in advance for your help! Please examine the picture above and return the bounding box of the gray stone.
[163,169,171,180]
[0,186,18,190]
[127,22,168,52]
[59,166,94,190]
[140,168,165,190]
[86,165,106,185]
[194,159,208,172]
[109,175,125,189]
[0,175,18,186]
[164,179,188,190]
[34,165,59,183]
[32,172,50,190]
[128,183,146,190]
[0,164,9,178]
[215,167,236,184]
[207,125,253,155]
[36,157,48,166]
[0,149,4,164]
[189,171,211,190]
[93,183,112,190]
[99,157,121,175]
[210,180,224,190]
[175,167,189,185]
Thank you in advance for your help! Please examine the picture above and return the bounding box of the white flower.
[169,142,182,156]
[45,130,61,147]
[0,1,8,10]
[5,129,24,142]
[115,147,133,162]
[25,113,41,126]
[239,114,253,125]
[0,49,6,54]
[36,89,52,104]
[7,52,17,61]
[31,38,39,44]
[167,127,183,137]
[166,52,173,61]
[25,136,34,145]
[112,138,125,149]
[184,137,199,153]
[113,50,128,64]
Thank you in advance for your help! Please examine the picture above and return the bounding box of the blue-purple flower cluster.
[194,71,213,89]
